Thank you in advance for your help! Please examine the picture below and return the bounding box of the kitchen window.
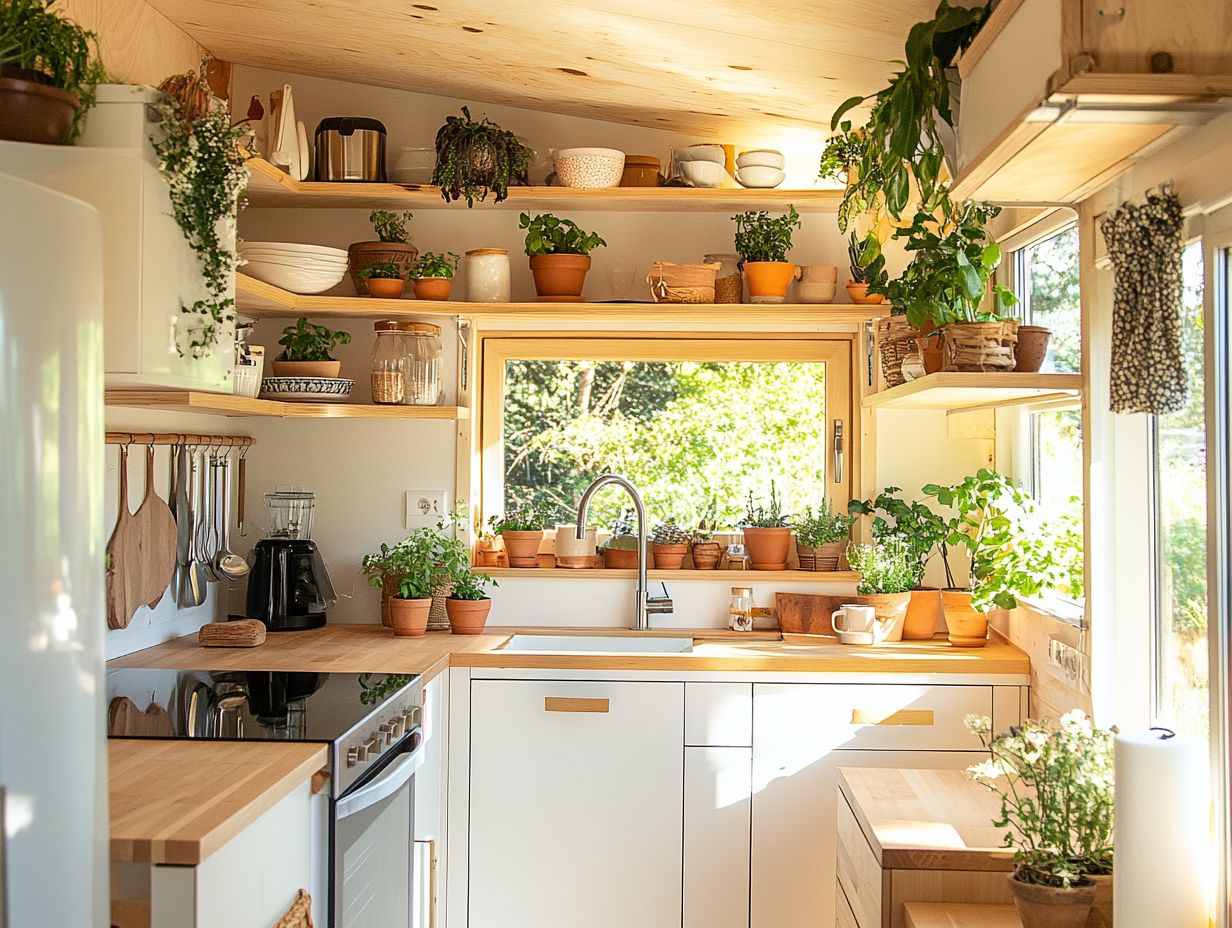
[477,336,854,529]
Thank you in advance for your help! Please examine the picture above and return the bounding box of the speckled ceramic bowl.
[553,148,625,189]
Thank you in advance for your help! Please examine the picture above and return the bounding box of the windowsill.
[1015,593,1086,628]
[474,567,860,584]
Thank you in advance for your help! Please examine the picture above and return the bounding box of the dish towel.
[1101,187,1187,415]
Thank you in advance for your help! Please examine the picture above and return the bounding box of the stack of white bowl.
[735,150,786,188]
[240,242,349,294]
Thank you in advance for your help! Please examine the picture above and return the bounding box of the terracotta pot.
[845,281,885,305]
[0,74,79,145]
[413,277,453,301]
[652,542,689,569]
[742,262,799,304]
[917,333,944,374]
[691,541,722,570]
[446,597,492,635]
[348,241,418,295]
[903,588,942,639]
[941,589,989,647]
[797,540,846,571]
[602,547,640,570]
[500,530,544,568]
[271,359,342,378]
[529,253,592,300]
[379,573,405,628]
[1007,874,1097,928]
[365,277,405,299]
[850,592,912,642]
[474,550,501,567]
[742,527,792,570]
[389,597,431,637]
[1085,873,1113,928]
[1015,324,1052,372]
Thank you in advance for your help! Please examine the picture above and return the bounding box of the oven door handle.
[336,736,425,820]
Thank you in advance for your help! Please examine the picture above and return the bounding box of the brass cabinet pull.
[851,708,935,726]
[545,697,610,713]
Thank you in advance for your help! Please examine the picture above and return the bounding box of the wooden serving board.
[775,592,844,636]
[107,697,174,737]
[107,446,177,629]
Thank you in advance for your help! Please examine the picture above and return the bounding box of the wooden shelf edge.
[475,567,859,582]
[863,372,1083,412]
[105,390,469,420]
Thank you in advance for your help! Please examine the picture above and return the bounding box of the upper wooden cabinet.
[952,0,1232,203]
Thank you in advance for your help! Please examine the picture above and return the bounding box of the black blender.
[245,490,335,631]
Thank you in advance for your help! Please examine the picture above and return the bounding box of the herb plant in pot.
[410,251,459,301]
[438,534,498,635]
[691,501,723,570]
[356,262,405,299]
[966,712,1113,928]
[273,317,352,378]
[845,233,884,305]
[433,106,533,207]
[520,212,606,301]
[794,500,855,571]
[651,519,690,569]
[602,507,640,570]
[740,483,792,570]
[491,505,546,568]
[732,205,801,303]
[363,528,444,637]
[845,534,916,642]
[348,210,417,295]
[361,541,402,628]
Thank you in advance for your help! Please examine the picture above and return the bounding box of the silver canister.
[313,117,387,182]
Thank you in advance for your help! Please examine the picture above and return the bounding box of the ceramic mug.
[832,604,876,634]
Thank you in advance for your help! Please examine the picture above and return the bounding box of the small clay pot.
[529,253,592,300]
[413,277,453,301]
[917,333,945,375]
[691,541,722,570]
[500,530,544,568]
[742,262,799,304]
[389,597,431,637]
[652,542,689,569]
[742,527,792,570]
[365,277,406,299]
[348,241,418,295]
[1015,324,1052,372]
[902,588,942,639]
[270,359,342,378]
[849,592,912,642]
[0,74,78,145]
[446,597,492,635]
[797,540,845,571]
[845,281,885,305]
[1006,873,1096,928]
[941,589,989,647]
[602,547,640,570]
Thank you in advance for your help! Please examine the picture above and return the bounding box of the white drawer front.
[685,682,752,746]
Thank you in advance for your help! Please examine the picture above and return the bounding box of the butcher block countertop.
[109,740,328,865]
[838,767,1014,871]
[109,625,1030,678]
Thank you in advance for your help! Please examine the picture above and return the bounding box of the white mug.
[832,604,876,634]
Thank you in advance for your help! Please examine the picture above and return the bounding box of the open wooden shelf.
[862,372,1082,412]
[105,390,469,420]
[479,567,858,583]
[245,157,843,212]
[236,273,887,326]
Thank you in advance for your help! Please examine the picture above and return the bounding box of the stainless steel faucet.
[576,474,673,630]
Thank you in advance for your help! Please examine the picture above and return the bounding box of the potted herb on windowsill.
[348,210,417,295]
[520,212,606,301]
[272,317,352,378]
[602,506,640,570]
[845,534,916,642]
[491,505,546,568]
[433,106,533,207]
[651,519,690,569]
[739,483,793,570]
[966,712,1113,928]
[410,251,459,301]
[794,500,855,571]
[356,262,406,299]
[732,206,801,304]
[690,500,723,571]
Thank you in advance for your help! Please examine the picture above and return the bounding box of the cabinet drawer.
[685,683,752,746]
[755,683,990,753]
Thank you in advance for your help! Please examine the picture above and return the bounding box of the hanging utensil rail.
[105,432,256,447]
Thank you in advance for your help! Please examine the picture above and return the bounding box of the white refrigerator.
[0,172,107,928]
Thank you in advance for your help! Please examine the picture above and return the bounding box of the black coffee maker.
[246,491,335,631]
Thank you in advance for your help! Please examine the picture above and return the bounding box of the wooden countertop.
[110,740,328,865]
[110,626,1030,678]
[838,767,1014,872]
[904,903,1020,928]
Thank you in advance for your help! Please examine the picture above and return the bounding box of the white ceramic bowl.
[241,249,348,267]
[243,261,347,294]
[241,241,348,259]
[553,147,625,189]
[683,144,726,165]
[735,166,786,189]
[795,281,838,304]
[736,148,785,170]
[680,160,725,188]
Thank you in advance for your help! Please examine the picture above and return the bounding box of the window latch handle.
[833,421,844,483]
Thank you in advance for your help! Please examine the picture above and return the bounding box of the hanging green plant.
[152,64,253,358]
[432,106,533,207]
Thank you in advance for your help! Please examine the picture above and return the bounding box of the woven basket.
[875,315,921,388]
[797,541,846,571]
[648,261,720,303]
[942,320,1019,372]
[714,274,742,303]
[428,571,455,631]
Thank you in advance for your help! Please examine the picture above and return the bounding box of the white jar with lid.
[465,248,511,302]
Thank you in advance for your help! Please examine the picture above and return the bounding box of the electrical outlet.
[1047,636,1084,688]
[405,489,448,528]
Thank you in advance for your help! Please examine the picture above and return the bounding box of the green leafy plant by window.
[818,122,868,185]
[361,506,473,600]
[411,251,460,279]
[651,519,690,545]
[370,209,412,243]
[794,500,855,548]
[740,482,791,528]
[0,0,104,142]
[355,261,403,280]
[276,317,352,362]
[432,106,533,207]
[849,486,948,588]
[491,504,547,533]
[519,212,606,257]
[847,232,869,285]
[732,206,801,264]
[847,535,917,594]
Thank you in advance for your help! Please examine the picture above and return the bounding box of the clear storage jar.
[465,248,511,303]
[404,322,443,405]
[370,320,409,404]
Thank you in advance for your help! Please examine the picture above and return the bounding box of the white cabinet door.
[750,683,993,928]
[684,747,751,928]
[468,680,684,928]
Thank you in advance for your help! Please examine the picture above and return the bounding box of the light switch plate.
[1047,635,1084,689]
[405,489,449,528]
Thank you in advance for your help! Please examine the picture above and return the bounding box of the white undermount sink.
[502,634,694,654]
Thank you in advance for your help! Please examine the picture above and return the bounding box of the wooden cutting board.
[133,446,178,609]
[106,446,177,629]
[107,697,174,737]
[775,592,843,636]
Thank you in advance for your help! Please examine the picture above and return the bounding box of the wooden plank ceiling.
[145,0,936,141]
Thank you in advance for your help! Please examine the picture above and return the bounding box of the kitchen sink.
[501,634,694,654]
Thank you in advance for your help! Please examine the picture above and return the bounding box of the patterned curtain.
[1101,188,1187,415]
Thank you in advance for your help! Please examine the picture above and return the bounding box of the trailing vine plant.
[152,64,253,358]
[432,106,533,207]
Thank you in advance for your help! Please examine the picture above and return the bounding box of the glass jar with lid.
[404,322,443,405]
[370,320,409,404]
[465,248,511,302]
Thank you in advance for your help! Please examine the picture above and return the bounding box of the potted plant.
[273,317,352,377]
[360,541,401,628]
[732,205,801,303]
[794,500,855,571]
[740,483,792,570]
[690,500,723,571]
[361,527,444,637]
[651,519,690,569]
[348,210,417,295]
[491,504,546,568]
[602,506,640,570]
[845,534,916,642]
[474,520,503,567]
[520,212,606,301]
[410,251,460,301]
[966,712,1113,928]
[355,262,405,299]
[845,232,883,305]
[0,0,102,145]
[436,533,498,635]
[432,105,533,206]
